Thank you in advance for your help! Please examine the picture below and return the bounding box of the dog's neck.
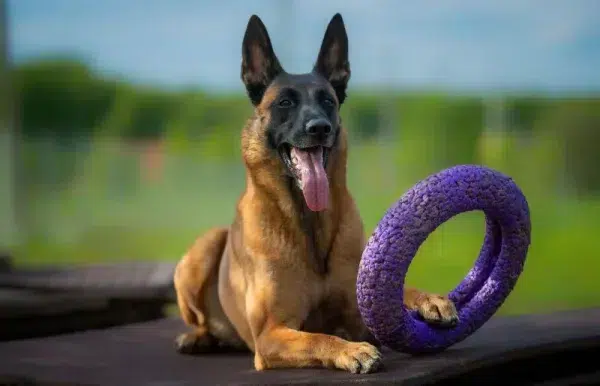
[243,134,349,276]
[288,180,332,275]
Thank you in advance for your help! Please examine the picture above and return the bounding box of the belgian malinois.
[174,13,459,374]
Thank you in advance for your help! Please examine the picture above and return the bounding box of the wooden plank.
[0,287,167,341]
[0,261,176,300]
[1,308,599,385]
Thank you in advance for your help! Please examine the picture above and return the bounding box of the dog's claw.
[335,342,383,374]
[416,294,460,328]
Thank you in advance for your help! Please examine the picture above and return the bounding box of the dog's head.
[240,13,350,213]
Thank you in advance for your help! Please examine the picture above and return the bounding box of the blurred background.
[1,0,599,316]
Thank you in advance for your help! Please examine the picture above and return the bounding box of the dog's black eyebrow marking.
[276,87,296,96]
[271,87,299,103]
[314,88,335,99]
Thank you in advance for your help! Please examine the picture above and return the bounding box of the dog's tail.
[173,227,229,327]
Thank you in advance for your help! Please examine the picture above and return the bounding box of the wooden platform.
[1,308,599,385]
[0,262,176,340]
[0,261,176,299]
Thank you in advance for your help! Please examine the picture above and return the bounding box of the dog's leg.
[403,287,459,327]
[173,227,228,354]
[253,325,382,374]
[247,297,382,374]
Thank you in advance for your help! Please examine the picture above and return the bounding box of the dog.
[173,13,459,374]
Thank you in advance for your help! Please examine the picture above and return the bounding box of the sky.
[6,0,600,93]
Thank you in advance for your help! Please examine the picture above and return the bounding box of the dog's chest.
[300,294,348,335]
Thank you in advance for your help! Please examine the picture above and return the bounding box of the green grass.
[10,138,600,317]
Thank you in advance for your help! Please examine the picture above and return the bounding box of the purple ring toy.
[356,165,531,354]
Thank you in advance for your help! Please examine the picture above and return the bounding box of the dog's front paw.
[416,293,459,327]
[334,341,383,374]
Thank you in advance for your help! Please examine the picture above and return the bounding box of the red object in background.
[140,139,165,183]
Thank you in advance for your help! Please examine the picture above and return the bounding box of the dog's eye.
[278,99,293,108]
[323,98,335,107]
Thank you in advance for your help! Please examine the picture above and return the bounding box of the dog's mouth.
[279,144,330,212]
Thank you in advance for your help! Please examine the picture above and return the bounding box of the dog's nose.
[305,119,332,136]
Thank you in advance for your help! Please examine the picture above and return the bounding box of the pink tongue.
[291,147,329,212]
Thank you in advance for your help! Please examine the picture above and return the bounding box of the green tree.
[14,57,117,139]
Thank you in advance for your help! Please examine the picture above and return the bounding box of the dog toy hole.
[405,210,486,296]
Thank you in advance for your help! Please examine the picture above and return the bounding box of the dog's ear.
[313,13,350,105]
[241,15,284,106]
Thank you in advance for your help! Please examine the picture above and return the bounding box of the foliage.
[14,58,118,139]
[534,99,600,197]
[10,57,600,195]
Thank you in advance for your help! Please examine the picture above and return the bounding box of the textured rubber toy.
[356,165,531,354]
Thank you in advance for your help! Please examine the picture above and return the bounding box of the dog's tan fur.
[173,14,458,374]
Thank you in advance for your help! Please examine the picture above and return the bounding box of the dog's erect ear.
[241,15,284,106]
[313,13,350,105]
